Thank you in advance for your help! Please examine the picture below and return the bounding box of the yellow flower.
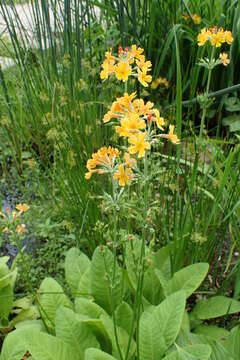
[211,30,224,47]
[219,52,230,66]
[16,203,29,213]
[153,109,165,130]
[114,164,133,187]
[85,171,92,180]
[151,80,159,90]
[197,28,211,46]
[224,31,233,45]
[128,132,151,158]
[130,45,144,61]
[137,69,152,87]
[136,59,152,72]
[16,224,27,234]
[192,14,201,25]
[85,146,120,180]
[114,61,132,82]
[124,153,136,168]
[100,59,115,80]
[133,99,154,116]
[2,227,9,234]
[161,125,180,144]
[115,113,146,137]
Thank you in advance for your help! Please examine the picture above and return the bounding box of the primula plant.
[196,26,233,143]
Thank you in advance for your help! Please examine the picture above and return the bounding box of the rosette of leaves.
[1,244,240,359]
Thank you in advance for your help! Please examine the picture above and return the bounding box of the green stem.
[136,149,148,359]
[110,174,123,360]
[198,47,215,145]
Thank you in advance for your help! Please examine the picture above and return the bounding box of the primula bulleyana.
[197,27,233,47]
[115,113,146,137]
[115,61,132,82]
[192,14,201,25]
[128,132,151,158]
[160,125,180,144]
[16,224,27,235]
[219,52,230,66]
[151,76,168,89]
[16,203,30,213]
[137,68,152,87]
[114,164,133,187]
[124,153,136,168]
[153,109,165,130]
[100,45,152,86]
[85,146,120,180]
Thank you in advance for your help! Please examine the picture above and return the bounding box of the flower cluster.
[100,45,152,87]
[183,13,201,25]
[197,27,233,47]
[86,45,180,187]
[151,76,169,90]
[85,146,120,180]
[85,146,135,187]
[1,203,29,235]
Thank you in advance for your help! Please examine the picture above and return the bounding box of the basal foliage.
[1,247,240,359]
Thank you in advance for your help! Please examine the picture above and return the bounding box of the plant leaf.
[166,263,209,298]
[37,277,72,331]
[191,296,240,320]
[75,298,107,318]
[85,348,117,359]
[56,306,99,359]
[139,291,186,359]
[64,247,90,296]
[163,344,211,359]
[115,301,133,334]
[224,325,240,358]
[91,247,123,314]
[100,314,136,360]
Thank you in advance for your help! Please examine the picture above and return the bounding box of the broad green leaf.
[0,269,17,290]
[166,263,209,298]
[14,296,33,310]
[176,331,234,360]
[75,298,107,318]
[194,325,229,342]
[139,291,186,359]
[154,246,172,280]
[125,238,162,304]
[15,319,45,332]
[224,325,240,358]
[222,115,240,132]
[91,247,123,314]
[56,306,99,359]
[85,348,117,359]
[0,329,29,360]
[115,302,133,334]
[38,277,72,331]
[9,305,39,328]
[78,267,92,297]
[191,296,240,320]
[163,344,211,359]
[100,314,136,360]
[64,247,90,296]
[80,318,112,353]
[0,285,13,323]
[181,311,190,333]
[25,330,77,360]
